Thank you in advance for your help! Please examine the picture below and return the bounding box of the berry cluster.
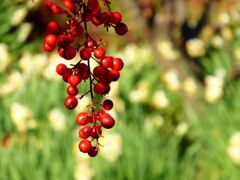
[43,0,127,157]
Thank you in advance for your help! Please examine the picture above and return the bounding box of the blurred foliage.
[1,0,240,180]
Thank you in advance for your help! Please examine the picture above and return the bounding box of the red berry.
[76,112,88,126]
[93,66,108,79]
[57,35,74,47]
[85,39,96,48]
[112,58,124,71]
[46,21,59,34]
[91,13,103,26]
[62,68,72,83]
[108,69,120,81]
[67,85,78,96]
[94,48,105,59]
[91,125,102,138]
[63,0,76,13]
[94,83,107,95]
[88,146,98,157]
[75,63,89,80]
[43,42,54,52]
[101,114,115,129]
[79,126,92,139]
[50,4,62,14]
[101,12,111,24]
[110,12,122,24]
[45,34,57,47]
[100,56,113,69]
[79,139,92,153]
[115,23,128,36]
[80,47,92,60]
[59,46,76,60]
[64,96,78,109]
[102,99,113,110]
[56,63,67,75]
[70,23,84,36]
[87,0,99,11]
[68,74,81,86]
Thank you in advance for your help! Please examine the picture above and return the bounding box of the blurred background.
[1,0,240,179]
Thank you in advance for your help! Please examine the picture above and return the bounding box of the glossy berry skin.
[110,12,122,24]
[45,34,57,47]
[76,112,88,126]
[56,63,67,75]
[94,83,107,95]
[43,42,54,52]
[101,114,115,129]
[79,126,92,139]
[93,66,108,79]
[100,56,113,69]
[115,23,128,36]
[80,48,92,60]
[62,46,76,60]
[68,74,81,86]
[57,35,74,47]
[102,99,113,110]
[76,63,89,80]
[108,69,120,81]
[62,68,72,83]
[88,146,98,157]
[94,48,105,59]
[79,139,92,153]
[67,85,78,96]
[64,96,78,109]
[46,21,59,34]
[112,58,124,71]
[91,125,102,138]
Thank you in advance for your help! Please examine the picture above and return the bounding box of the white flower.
[204,74,224,103]
[0,43,10,72]
[152,90,169,109]
[157,40,178,61]
[129,81,149,104]
[186,38,205,57]
[11,7,28,26]
[99,132,122,162]
[48,108,66,131]
[144,115,164,134]
[183,77,197,96]
[227,132,240,165]
[10,103,33,132]
[162,69,181,91]
[175,122,189,136]
[17,23,33,42]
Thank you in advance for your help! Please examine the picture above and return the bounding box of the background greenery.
[1,0,240,180]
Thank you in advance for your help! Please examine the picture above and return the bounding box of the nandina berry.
[86,114,94,123]
[110,12,122,24]
[91,13,103,26]
[70,23,84,36]
[108,69,120,81]
[68,74,81,86]
[94,48,105,59]
[57,34,74,47]
[79,126,92,139]
[79,139,92,153]
[100,56,113,69]
[101,114,115,129]
[102,99,113,110]
[93,66,108,79]
[50,4,62,14]
[76,112,88,126]
[101,12,111,24]
[63,0,76,13]
[80,47,92,60]
[87,0,99,11]
[88,146,98,157]
[56,63,67,75]
[46,21,59,34]
[85,39,96,48]
[112,58,124,71]
[43,42,55,52]
[67,85,78,96]
[115,23,128,36]
[91,125,102,138]
[76,63,89,80]
[62,68,72,82]
[65,46,77,60]
[64,96,78,109]
[45,34,57,47]
[94,83,107,95]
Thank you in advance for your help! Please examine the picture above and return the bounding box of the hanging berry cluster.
[43,0,128,157]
